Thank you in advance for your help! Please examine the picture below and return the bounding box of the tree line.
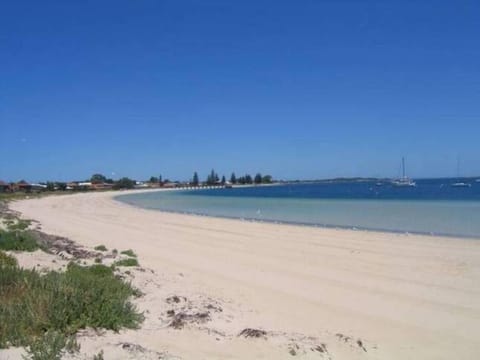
[194,170,272,186]
[12,170,274,193]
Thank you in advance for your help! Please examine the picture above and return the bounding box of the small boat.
[391,157,416,187]
[451,182,471,188]
[392,179,416,187]
[451,157,471,188]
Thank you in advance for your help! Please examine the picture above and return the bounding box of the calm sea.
[115,179,480,238]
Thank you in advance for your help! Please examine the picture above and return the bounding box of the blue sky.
[1,0,479,182]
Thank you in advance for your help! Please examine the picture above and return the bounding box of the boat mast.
[402,157,406,180]
[457,156,460,178]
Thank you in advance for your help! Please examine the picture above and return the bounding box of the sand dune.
[8,190,480,359]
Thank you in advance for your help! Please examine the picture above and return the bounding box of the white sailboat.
[391,157,416,187]
[451,157,471,188]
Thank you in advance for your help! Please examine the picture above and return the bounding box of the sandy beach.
[6,190,480,359]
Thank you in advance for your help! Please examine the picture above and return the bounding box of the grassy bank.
[0,202,144,359]
[0,253,143,355]
[0,227,40,252]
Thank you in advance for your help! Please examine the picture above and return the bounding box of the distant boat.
[391,157,416,187]
[451,157,471,188]
[451,182,471,188]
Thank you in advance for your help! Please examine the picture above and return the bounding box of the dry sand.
[4,190,480,359]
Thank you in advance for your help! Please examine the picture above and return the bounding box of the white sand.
[5,190,480,359]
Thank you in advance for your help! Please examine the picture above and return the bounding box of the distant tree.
[149,176,159,183]
[192,172,199,186]
[245,174,253,184]
[105,178,114,184]
[90,174,107,184]
[46,182,55,191]
[214,172,219,183]
[254,173,262,184]
[159,175,162,183]
[56,182,67,191]
[262,175,272,183]
[113,177,135,190]
[221,175,226,184]
[207,169,216,185]
[230,172,237,184]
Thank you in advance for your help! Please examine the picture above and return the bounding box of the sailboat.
[391,157,416,187]
[451,157,471,188]
[451,182,471,187]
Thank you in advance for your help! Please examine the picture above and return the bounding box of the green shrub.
[7,219,32,231]
[23,331,79,360]
[0,262,143,349]
[120,249,137,257]
[0,230,39,251]
[93,350,105,360]
[0,250,17,267]
[94,245,107,252]
[114,258,139,267]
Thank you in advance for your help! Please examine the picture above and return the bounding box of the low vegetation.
[0,229,40,252]
[93,350,105,360]
[24,331,79,360]
[0,250,17,267]
[0,189,145,359]
[114,258,139,267]
[4,218,32,231]
[94,244,108,251]
[0,260,143,354]
[120,249,137,257]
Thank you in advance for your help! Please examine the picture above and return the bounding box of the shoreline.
[7,190,480,359]
[115,196,480,241]
[114,189,480,241]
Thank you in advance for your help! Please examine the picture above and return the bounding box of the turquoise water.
[115,182,480,238]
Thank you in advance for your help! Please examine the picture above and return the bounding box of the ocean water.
[115,179,480,238]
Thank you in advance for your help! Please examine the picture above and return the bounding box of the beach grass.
[0,229,40,252]
[120,249,137,257]
[4,218,32,231]
[0,250,17,267]
[0,261,144,350]
[114,258,139,267]
[24,330,79,360]
[94,244,108,251]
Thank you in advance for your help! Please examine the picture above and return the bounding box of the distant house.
[30,183,47,191]
[92,183,113,190]
[134,181,149,189]
[78,182,92,187]
[77,182,93,190]
[15,181,32,192]
[162,182,177,188]
[66,182,77,190]
[0,180,11,192]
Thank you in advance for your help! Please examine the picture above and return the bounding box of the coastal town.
[0,172,273,193]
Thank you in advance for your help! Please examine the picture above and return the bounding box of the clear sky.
[1,0,479,182]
